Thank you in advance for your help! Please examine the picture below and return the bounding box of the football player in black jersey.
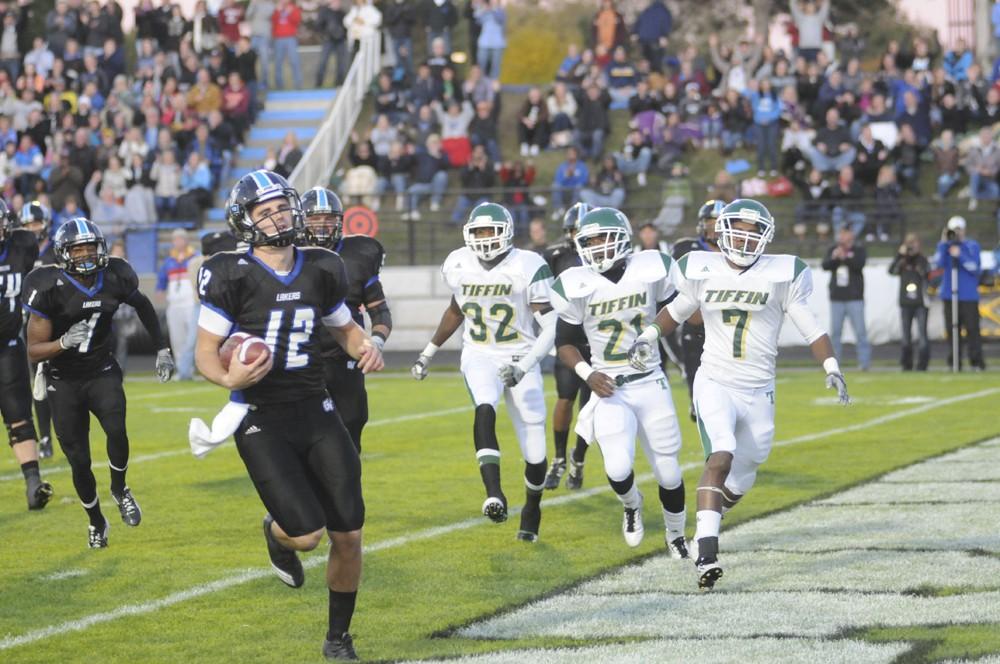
[300,186,392,452]
[670,199,725,421]
[18,201,56,459]
[23,218,176,547]
[541,202,593,490]
[194,171,383,662]
[0,200,54,509]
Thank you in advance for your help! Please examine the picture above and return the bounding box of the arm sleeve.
[321,253,352,327]
[126,289,168,349]
[846,245,866,270]
[664,262,698,323]
[784,266,825,345]
[362,241,387,304]
[196,258,237,337]
[516,308,556,372]
[961,242,982,276]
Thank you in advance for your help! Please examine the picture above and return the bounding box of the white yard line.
[2,386,997,651]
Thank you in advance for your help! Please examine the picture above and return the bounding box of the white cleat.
[696,559,724,591]
[666,536,690,559]
[622,494,644,548]
[482,496,508,523]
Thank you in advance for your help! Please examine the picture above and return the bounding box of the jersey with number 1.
[551,250,676,380]
[667,251,813,390]
[441,247,553,358]
[197,247,349,404]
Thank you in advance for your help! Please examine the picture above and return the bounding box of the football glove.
[155,348,176,383]
[498,364,525,388]
[59,321,92,350]
[411,355,432,381]
[825,372,851,405]
[627,339,652,371]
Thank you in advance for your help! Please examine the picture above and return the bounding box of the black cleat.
[543,457,566,490]
[263,514,304,588]
[322,632,359,661]
[38,436,53,459]
[27,480,53,511]
[111,488,142,526]
[565,460,584,490]
[667,536,690,559]
[516,502,541,543]
[696,557,723,590]
[88,518,109,549]
[482,495,508,523]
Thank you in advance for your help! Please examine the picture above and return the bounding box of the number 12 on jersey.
[264,307,315,368]
[722,309,751,359]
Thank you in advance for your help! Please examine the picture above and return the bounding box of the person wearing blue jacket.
[550,145,590,219]
[937,215,985,370]
[156,229,199,380]
[632,0,672,71]
[474,0,506,80]
[745,78,782,176]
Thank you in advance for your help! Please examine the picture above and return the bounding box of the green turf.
[0,369,998,663]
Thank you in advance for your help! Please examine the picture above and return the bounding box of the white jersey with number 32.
[441,247,553,359]
[667,251,821,390]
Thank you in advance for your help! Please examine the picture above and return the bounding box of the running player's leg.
[324,358,369,452]
[506,366,547,542]
[546,361,579,489]
[49,375,107,543]
[592,394,644,547]
[89,366,138,525]
[33,381,53,458]
[691,373,740,588]
[461,351,507,520]
[1,340,52,509]
[632,377,686,556]
[724,385,776,514]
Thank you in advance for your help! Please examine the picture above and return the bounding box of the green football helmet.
[715,198,774,267]
[464,202,514,261]
[574,207,633,273]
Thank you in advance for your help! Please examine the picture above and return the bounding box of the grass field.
[1,368,999,663]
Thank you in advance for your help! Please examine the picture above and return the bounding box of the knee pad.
[6,421,38,446]
[651,455,682,490]
[601,445,634,484]
[520,422,547,465]
[725,467,758,497]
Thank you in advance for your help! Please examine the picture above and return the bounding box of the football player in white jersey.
[627,198,850,590]
[551,208,688,556]
[412,202,556,542]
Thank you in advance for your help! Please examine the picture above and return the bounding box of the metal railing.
[288,34,381,191]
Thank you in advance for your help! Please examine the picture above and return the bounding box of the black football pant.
[0,338,34,434]
[47,364,129,505]
[943,301,985,369]
[324,357,368,452]
[680,321,706,397]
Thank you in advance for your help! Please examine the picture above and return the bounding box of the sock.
[21,460,40,482]
[474,405,503,498]
[660,483,687,540]
[608,472,642,509]
[82,496,105,529]
[695,509,722,560]
[524,460,546,494]
[571,436,589,463]
[553,429,569,459]
[327,590,358,640]
[109,461,127,495]
[478,461,502,499]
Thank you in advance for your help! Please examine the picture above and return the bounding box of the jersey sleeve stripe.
[552,277,566,300]
[322,302,353,327]
[794,257,807,280]
[659,251,673,272]
[364,275,379,287]
[22,304,48,319]
[677,254,689,277]
[531,264,554,283]
[198,304,233,337]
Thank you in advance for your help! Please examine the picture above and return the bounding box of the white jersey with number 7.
[666,251,825,390]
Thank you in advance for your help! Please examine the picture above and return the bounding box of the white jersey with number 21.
[667,251,824,390]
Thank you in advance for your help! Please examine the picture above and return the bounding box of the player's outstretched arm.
[809,334,850,406]
[25,314,75,362]
[195,328,273,390]
[500,303,556,387]
[412,296,463,380]
[365,298,392,351]
[126,290,175,381]
[329,320,385,373]
[627,307,682,371]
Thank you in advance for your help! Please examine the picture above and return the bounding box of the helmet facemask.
[61,240,108,275]
[246,192,304,247]
[304,212,343,248]
[464,215,513,261]
[716,214,773,266]
[575,225,631,273]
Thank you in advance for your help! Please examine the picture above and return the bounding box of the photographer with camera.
[937,216,985,371]
[889,233,930,371]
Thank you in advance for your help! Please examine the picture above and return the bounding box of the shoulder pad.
[107,255,137,278]
[343,234,385,256]
[553,265,600,299]
[24,264,58,289]
[670,237,701,260]
[676,251,729,280]
[12,229,37,250]
[626,250,674,284]
[749,254,802,283]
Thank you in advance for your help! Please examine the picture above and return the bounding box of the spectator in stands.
[550,145,588,220]
[709,33,763,95]
[369,114,398,157]
[613,128,652,187]
[272,0,303,90]
[315,0,349,87]
[247,0,276,91]
[793,167,829,240]
[592,0,627,54]
[896,90,931,148]
[218,0,245,47]
[889,233,930,371]
[963,126,1000,211]
[47,150,84,213]
[822,228,871,371]
[0,13,20,81]
[157,229,198,381]
[791,0,830,62]
[12,134,41,194]
[410,63,442,111]
[424,0,458,53]
[891,123,922,195]
[719,88,752,154]
[547,82,577,148]
[806,107,856,173]
[870,164,901,241]
[580,155,625,209]
[433,99,473,143]
[376,140,412,212]
[500,159,535,233]
[406,133,450,218]
[274,130,303,178]
[177,152,212,221]
[222,72,251,139]
[451,143,495,222]
[576,84,610,162]
[606,45,638,107]
[405,104,441,146]
[824,165,866,237]
[345,0,382,55]
[527,218,547,253]
[125,153,157,226]
[426,36,451,80]
[517,87,548,157]
[84,171,128,237]
[938,215,985,370]
[469,99,501,163]
[746,78,782,177]
[632,0,672,71]
[187,68,222,116]
[45,0,78,58]
[383,0,417,71]
[473,0,506,81]
[462,63,497,106]
[190,1,221,56]
[852,124,888,188]
[102,154,130,200]
[932,129,961,202]
[944,38,974,82]
[556,44,581,84]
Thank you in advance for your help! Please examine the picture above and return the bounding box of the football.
[219,332,271,371]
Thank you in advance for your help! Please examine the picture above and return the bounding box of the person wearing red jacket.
[272,0,303,89]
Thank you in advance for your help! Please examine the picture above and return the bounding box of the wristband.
[823,357,841,375]
[421,342,439,359]
[372,336,386,351]
[638,324,662,344]
[59,335,70,351]
[574,361,595,381]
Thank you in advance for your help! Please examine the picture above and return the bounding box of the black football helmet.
[300,186,344,248]
[697,199,726,245]
[17,200,52,241]
[562,202,591,238]
[54,218,109,275]
[0,198,13,243]
[225,170,303,247]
